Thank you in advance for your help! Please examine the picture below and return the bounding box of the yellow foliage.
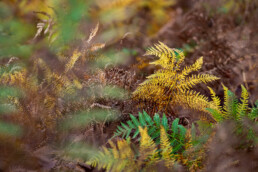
[160,126,175,168]
[208,84,250,122]
[87,126,188,171]
[65,49,82,73]
[139,126,158,164]
[133,42,219,114]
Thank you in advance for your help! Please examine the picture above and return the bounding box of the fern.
[207,84,257,122]
[88,123,207,171]
[88,125,181,171]
[133,42,219,114]
[160,126,175,168]
[113,111,187,153]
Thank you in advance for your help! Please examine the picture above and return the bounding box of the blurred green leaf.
[102,85,128,100]
[93,51,130,68]
[0,121,22,137]
[61,109,117,130]
[63,142,98,160]
[0,104,17,114]
[0,87,22,99]
[52,0,91,47]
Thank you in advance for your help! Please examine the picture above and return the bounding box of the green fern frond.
[208,85,256,122]
[88,111,211,171]
[248,104,258,120]
[113,111,187,153]
[88,122,197,171]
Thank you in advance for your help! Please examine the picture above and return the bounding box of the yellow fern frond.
[0,65,27,86]
[139,126,158,163]
[177,74,219,91]
[146,42,177,69]
[173,90,214,113]
[65,49,82,72]
[160,126,175,168]
[133,42,219,117]
[96,0,137,11]
[108,140,119,159]
[207,86,222,112]
[87,139,136,172]
[37,58,53,81]
[237,85,249,118]
[222,84,230,119]
[179,57,203,80]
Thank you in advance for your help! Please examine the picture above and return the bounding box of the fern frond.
[177,74,219,91]
[87,139,135,172]
[0,68,27,86]
[179,57,203,80]
[160,126,175,168]
[221,84,231,118]
[146,42,177,69]
[65,49,82,72]
[208,84,255,122]
[248,103,258,120]
[173,90,213,113]
[139,126,159,163]
[133,42,219,116]
[237,85,249,117]
[207,87,222,112]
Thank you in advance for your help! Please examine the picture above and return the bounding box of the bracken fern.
[207,84,257,122]
[133,42,219,115]
[113,111,187,153]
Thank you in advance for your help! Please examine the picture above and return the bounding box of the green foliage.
[88,122,208,171]
[113,111,187,153]
[87,126,178,171]
[207,85,258,144]
[61,109,118,131]
[207,85,257,122]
